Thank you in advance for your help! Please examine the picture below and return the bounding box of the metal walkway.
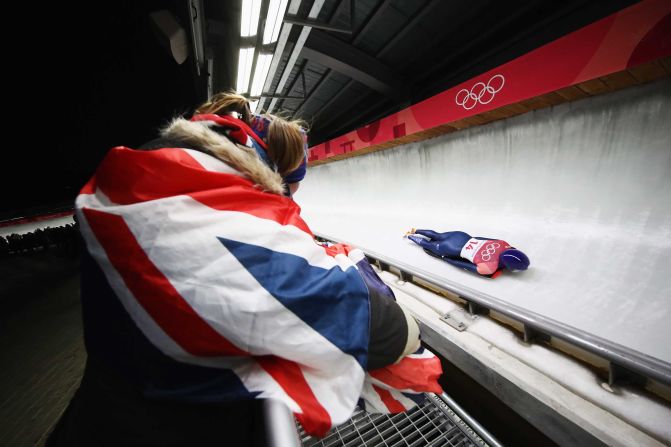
[297,394,501,447]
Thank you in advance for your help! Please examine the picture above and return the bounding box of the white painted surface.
[295,79,671,365]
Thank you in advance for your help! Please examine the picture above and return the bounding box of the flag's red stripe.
[256,356,332,437]
[372,385,406,413]
[80,177,96,194]
[191,114,269,150]
[93,147,311,234]
[83,207,247,357]
[369,356,443,393]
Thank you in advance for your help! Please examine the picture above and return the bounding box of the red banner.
[309,0,671,162]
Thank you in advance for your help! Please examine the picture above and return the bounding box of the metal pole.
[438,392,505,447]
[262,399,302,447]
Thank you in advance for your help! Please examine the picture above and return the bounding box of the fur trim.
[161,118,285,195]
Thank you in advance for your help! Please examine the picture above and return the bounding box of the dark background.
[3,1,202,218]
[1,0,639,219]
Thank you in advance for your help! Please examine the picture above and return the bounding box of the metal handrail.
[437,392,504,447]
[263,399,302,447]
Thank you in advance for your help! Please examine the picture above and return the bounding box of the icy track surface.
[294,79,671,366]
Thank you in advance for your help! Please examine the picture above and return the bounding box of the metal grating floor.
[297,394,489,447]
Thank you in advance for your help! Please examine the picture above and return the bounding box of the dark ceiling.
[2,0,638,219]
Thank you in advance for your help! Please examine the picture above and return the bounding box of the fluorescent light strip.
[250,54,273,97]
[236,48,254,93]
[267,0,325,112]
[263,0,289,44]
[241,0,262,37]
[249,100,259,114]
[256,0,303,112]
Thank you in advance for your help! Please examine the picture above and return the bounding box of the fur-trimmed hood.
[161,117,285,195]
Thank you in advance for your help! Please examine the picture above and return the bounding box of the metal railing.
[264,399,303,447]
[297,392,502,447]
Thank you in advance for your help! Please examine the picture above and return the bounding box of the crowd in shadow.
[0,223,80,258]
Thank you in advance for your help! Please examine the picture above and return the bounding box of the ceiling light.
[241,0,262,37]
[263,0,288,44]
[236,48,254,93]
[250,54,273,97]
[249,100,259,114]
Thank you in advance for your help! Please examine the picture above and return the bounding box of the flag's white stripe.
[385,389,417,411]
[300,362,365,424]
[360,380,388,413]
[332,252,358,271]
[79,192,343,271]
[347,248,366,263]
[77,200,301,410]
[361,378,419,414]
[77,187,117,208]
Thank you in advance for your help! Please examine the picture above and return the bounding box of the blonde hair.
[196,91,307,177]
[264,114,307,176]
[195,91,252,124]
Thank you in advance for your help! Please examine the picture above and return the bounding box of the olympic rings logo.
[455,74,505,110]
[480,243,500,261]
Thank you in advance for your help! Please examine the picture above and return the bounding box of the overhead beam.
[206,19,229,38]
[266,62,308,113]
[293,0,396,116]
[296,0,436,125]
[302,30,406,100]
[283,15,352,34]
[187,0,205,75]
[257,0,304,113]
[351,0,394,46]
[265,0,326,113]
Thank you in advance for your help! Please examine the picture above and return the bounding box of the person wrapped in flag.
[48,92,442,446]
[405,229,530,277]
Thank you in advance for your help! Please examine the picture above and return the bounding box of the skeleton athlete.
[405,229,529,278]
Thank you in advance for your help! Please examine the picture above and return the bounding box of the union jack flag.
[76,146,442,436]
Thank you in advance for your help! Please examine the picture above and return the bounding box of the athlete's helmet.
[499,249,530,271]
